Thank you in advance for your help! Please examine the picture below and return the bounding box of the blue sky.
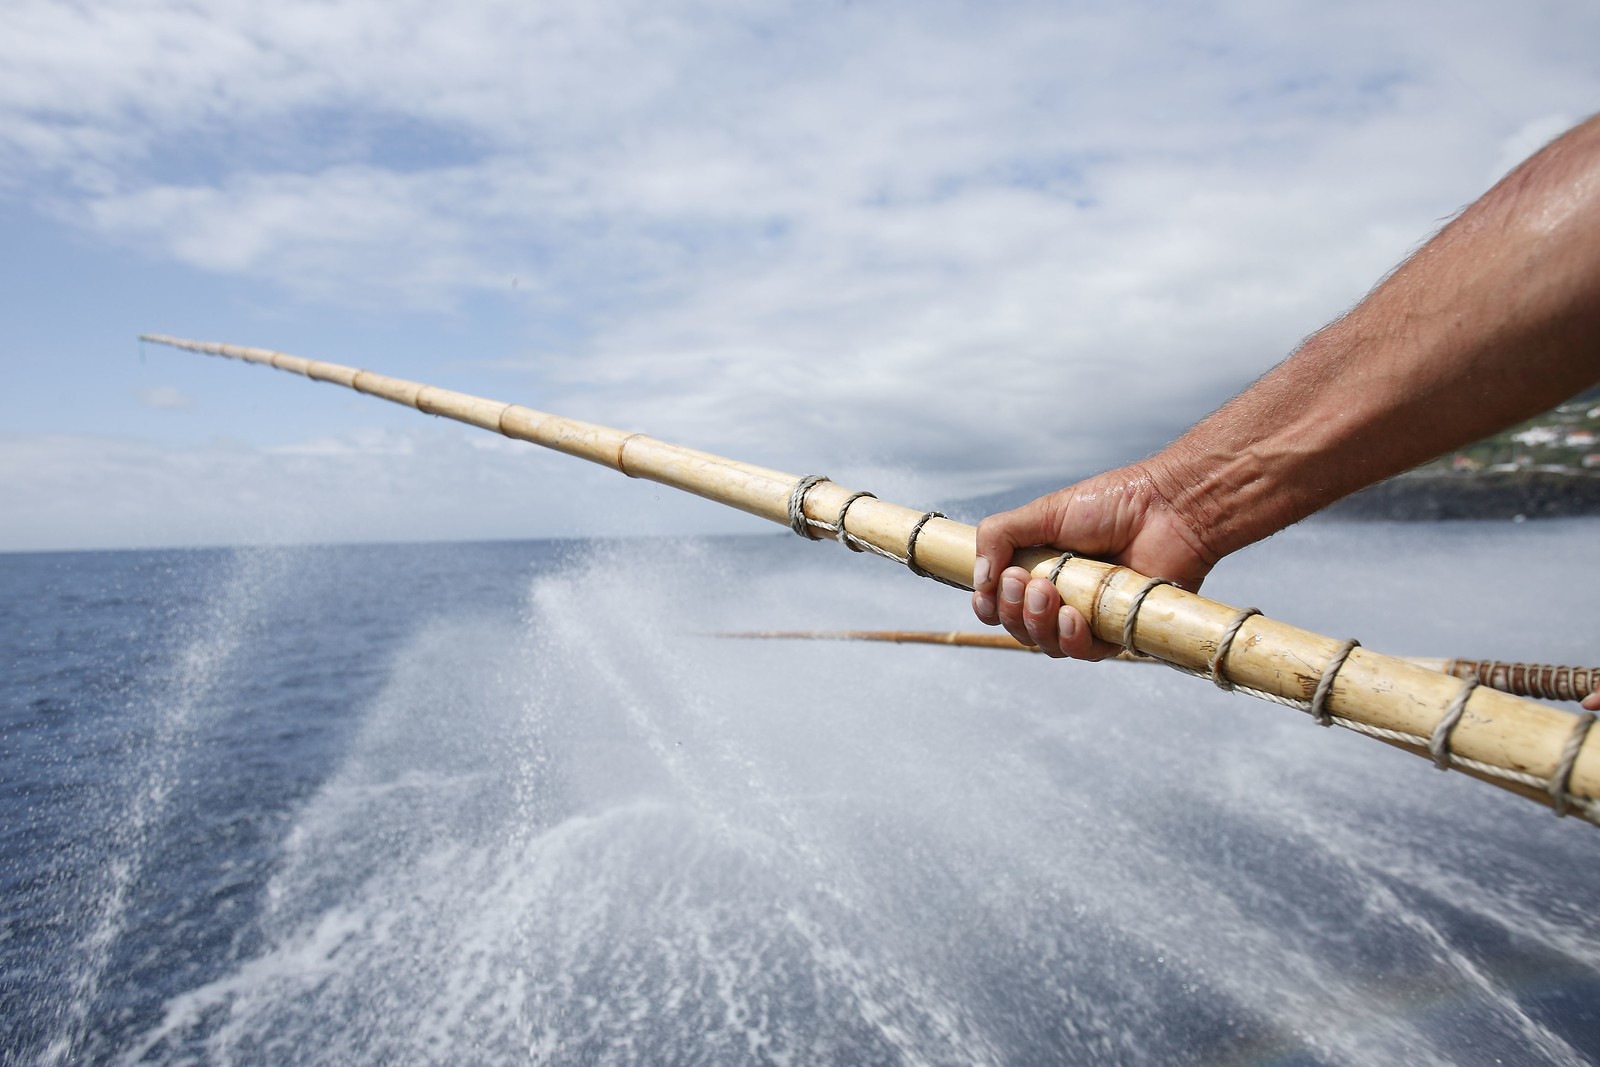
[2,0,1598,551]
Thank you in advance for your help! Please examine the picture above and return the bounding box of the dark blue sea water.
[3,523,1599,1065]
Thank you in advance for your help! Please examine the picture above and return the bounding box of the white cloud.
[0,426,772,552]
[4,0,1599,545]
[266,428,415,457]
[138,385,193,410]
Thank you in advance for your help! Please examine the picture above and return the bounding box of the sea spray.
[41,548,293,1065]
[4,526,1598,1064]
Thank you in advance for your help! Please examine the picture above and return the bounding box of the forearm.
[1150,114,1600,560]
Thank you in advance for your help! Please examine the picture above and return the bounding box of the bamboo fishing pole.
[713,630,1600,702]
[142,333,1600,826]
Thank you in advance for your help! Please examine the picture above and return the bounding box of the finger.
[971,546,1001,626]
[1584,689,1600,712]
[1054,605,1121,661]
[995,566,1037,647]
[1055,605,1092,658]
[973,586,999,626]
[974,495,1069,595]
[1022,578,1067,657]
[973,550,996,599]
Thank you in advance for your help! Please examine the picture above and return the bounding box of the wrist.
[1136,449,1234,566]
[1144,415,1329,563]
[1139,446,1234,564]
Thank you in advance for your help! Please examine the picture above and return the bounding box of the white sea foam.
[114,521,1600,1065]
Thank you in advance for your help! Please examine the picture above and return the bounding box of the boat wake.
[27,528,1600,1065]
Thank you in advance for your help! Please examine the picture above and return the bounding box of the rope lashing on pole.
[1413,658,1599,703]
[142,333,1600,827]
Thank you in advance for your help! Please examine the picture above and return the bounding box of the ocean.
[3,519,1599,1065]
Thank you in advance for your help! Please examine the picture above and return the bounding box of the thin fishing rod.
[713,630,1600,702]
[142,333,1599,826]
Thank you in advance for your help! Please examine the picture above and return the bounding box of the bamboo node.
[1209,607,1262,691]
[1121,576,1173,655]
[1310,639,1361,727]
[616,433,647,478]
[1429,679,1478,769]
[787,474,831,539]
[1550,712,1596,817]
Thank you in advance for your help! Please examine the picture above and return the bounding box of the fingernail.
[1058,607,1076,641]
[973,556,990,589]
[1001,574,1023,604]
[1025,585,1048,613]
[974,592,995,617]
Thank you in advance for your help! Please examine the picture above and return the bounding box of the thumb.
[973,491,1074,591]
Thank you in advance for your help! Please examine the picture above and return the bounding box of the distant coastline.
[1322,468,1600,522]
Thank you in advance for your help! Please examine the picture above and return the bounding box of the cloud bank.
[2,0,1598,548]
